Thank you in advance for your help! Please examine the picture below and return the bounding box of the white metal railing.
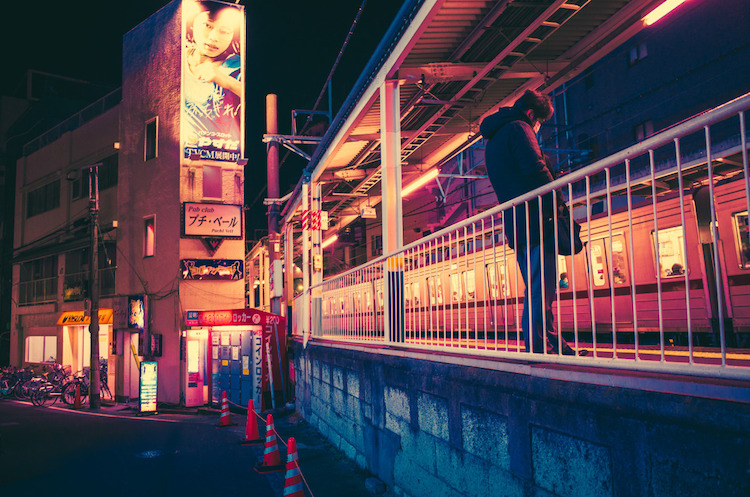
[298,92,750,380]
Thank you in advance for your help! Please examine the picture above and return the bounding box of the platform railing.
[299,92,750,381]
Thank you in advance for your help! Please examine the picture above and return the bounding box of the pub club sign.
[181,259,244,280]
[182,202,243,238]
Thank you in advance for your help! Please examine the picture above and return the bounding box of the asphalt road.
[0,400,379,497]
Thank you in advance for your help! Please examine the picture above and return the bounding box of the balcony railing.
[296,92,750,381]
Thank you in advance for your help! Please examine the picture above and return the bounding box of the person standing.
[480,90,584,356]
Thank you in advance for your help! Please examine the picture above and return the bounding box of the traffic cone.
[216,391,236,428]
[255,414,284,473]
[283,437,305,497]
[240,399,263,445]
[74,383,81,409]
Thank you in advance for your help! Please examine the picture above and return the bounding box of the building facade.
[10,0,248,406]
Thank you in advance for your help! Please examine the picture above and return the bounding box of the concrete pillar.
[380,80,404,343]
[302,181,310,345]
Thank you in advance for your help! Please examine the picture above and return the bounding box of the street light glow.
[643,0,688,26]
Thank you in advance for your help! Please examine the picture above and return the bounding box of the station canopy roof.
[282,0,668,235]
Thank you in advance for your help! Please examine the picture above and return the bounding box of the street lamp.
[83,163,102,410]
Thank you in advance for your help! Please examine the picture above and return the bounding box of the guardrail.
[297,92,750,380]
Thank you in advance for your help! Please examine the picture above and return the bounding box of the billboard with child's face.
[181,0,245,162]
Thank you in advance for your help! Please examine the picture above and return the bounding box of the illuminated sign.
[139,361,158,414]
[182,202,243,238]
[181,0,245,162]
[181,259,244,280]
[128,295,146,330]
[186,308,282,327]
[57,309,114,326]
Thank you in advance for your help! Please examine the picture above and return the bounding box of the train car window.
[732,212,750,269]
[651,226,686,278]
[404,284,412,308]
[353,292,361,314]
[427,276,444,305]
[340,297,346,314]
[587,240,608,287]
[377,287,384,311]
[486,262,510,298]
[450,273,463,302]
[558,257,570,290]
[611,235,629,284]
[365,290,373,311]
[412,281,421,307]
[464,270,476,300]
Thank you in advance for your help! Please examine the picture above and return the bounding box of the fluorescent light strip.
[643,0,687,26]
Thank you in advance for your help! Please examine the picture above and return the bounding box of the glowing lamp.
[643,0,688,26]
[322,235,338,249]
[402,168,439,197]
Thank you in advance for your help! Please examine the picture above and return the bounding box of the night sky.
[3,0,404,237]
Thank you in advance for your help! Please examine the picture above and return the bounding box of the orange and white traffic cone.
[241,399,263,445]
[216,391,236,428]
[283,437,305,497]
[255,414,284,473]
[74,383,81,409]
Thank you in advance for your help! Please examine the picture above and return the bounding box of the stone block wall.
[294,341,750,497]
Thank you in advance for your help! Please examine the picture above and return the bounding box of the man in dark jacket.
[480,90,582,356]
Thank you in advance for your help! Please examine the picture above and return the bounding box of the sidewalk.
[90,399,389,497]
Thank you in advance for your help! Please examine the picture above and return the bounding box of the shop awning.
[57,309,114,326]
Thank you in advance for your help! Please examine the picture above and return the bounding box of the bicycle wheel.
[32,384,50,406]
[0,378,15,398]
[62,382,80,405]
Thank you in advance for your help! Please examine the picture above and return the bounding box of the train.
[320,174,750,348]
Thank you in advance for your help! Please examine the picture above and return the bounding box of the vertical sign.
[139,361,159,414]
[181,0,245,162]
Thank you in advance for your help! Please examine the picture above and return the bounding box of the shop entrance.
[183,329,208,407]
[185,308,287,411]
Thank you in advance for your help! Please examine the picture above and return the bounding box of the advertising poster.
[139,361,158,414]
[182,0,245,162]
[181,259,244,280]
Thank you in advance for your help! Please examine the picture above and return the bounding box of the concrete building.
[9,0,248,406]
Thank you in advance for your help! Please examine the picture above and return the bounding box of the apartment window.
[19,256,58,305]
[371,235,383,257]
[26,180,60,218]
[203,165,222,198]
[99,154,119,191]
[635,120,654,141]
[71,154,119,200]
[629,42,648,66]
[145,117,158,161]
[25,336,57,363]
[144,216,155,257]
[63,243,117,301]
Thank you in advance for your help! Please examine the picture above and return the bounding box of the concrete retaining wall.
[294,341,750,497]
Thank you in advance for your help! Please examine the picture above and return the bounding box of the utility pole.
[267,94,282,316]
[87,163,102,410]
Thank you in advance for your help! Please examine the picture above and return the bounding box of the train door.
[693,186,732,342]
[584,234,632,334]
